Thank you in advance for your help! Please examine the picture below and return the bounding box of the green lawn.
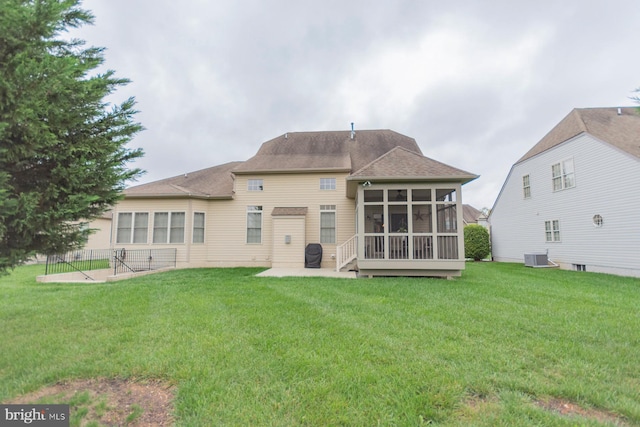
[1,263,638,426]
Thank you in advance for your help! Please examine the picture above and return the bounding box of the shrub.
[464,224,491,261]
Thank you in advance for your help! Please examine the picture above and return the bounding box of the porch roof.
[346,147,478,197]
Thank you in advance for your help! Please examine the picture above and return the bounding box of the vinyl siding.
[272,216,306,267]
[82,217,112,249]
[229,172,355,268]
[112,198,196,268]
[491,133,640,276]
[114,172,355,269]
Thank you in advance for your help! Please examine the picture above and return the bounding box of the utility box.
[524,253,548,267]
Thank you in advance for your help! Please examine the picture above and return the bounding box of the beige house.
[111,129,478,277]
[83,212,113,250]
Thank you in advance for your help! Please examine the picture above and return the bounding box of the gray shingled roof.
[517,107,640,163]
[462,204,482,224]
[271,207,308,216]
[232,129,422,174]
[123,129,478,199]
[124,161,241,199]
[349,146,477,182]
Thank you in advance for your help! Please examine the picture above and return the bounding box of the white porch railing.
[336,235,358,271]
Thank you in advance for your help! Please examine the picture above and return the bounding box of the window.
[552,159,575,191]
[320,205,336,243]
[153,212,185,244]
[593,214,603,228]
[320,178,336,190]
[248,179,263,191]
[246,206,262,243]
[545,220,560,242]
[193,212,205,243]
[116,212,148,244]
[153,213,168,243]
[523,175,531,199]
[170,213,185,243]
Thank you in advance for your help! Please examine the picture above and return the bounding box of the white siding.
[491,134,640,277]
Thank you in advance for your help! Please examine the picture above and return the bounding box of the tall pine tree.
[0,0,144,271]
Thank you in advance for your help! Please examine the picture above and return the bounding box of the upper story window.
[552,159,575,191]
[320,178,336,190]
[248,179,263,191]
[523,174,531,199]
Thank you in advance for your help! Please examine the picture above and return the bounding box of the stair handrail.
[336,235,358,271]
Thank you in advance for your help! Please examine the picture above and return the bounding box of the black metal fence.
[45,248,177,277]
[112,248,177,275]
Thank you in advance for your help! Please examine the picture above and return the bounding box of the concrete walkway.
[256,268,357,279]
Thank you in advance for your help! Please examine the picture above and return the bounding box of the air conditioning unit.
[524,253,548,267]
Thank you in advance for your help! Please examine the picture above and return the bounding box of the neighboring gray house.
[490,107,640,277]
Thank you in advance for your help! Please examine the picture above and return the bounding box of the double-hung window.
[522,175,531,199]
[116,212,149,244]
[246,206,263,243]
[153,212,185,244]
[552,159,575,191]
[545,220,560,242]
[193,212,205,243]
[320,205,336,244]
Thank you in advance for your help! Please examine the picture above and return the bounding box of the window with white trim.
[248,179,263,191]
[116,212,149,244]
[523,174,531,199]
[153,212,185,244]
[545,220,560,242]
[246,206,263,243]
[193,212,205,243]
[320,205,336,243]
[320,178,336,190]
[552,159,575,191]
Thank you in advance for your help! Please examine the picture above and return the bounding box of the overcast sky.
[70,0,639,209]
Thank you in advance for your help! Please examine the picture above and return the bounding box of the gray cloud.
[71,0,640,209]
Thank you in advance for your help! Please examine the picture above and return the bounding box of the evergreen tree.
[0,0,144,271]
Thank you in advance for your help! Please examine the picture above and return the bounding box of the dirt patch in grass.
[536,397,628,426]
[4,378,175,426]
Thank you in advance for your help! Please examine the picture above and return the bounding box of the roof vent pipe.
[617,108,622,115]
[350,122,355,140]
